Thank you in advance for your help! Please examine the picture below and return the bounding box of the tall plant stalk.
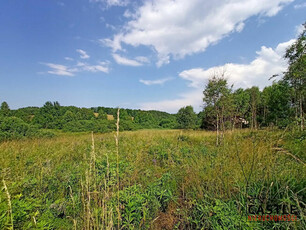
[2,179,13,230]
[115,108,120,229]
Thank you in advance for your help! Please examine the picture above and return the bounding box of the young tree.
[203,74,231,145]
[177,106,197,129]
[283,23,305,130]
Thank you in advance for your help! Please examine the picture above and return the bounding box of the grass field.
[0,129,305,229]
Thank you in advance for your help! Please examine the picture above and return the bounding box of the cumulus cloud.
[139,77,172,86]
[140,39,295,113]
[112,53,149,66]
[103,0,293,66]
[76,49,90,59]
[179,39,295,89]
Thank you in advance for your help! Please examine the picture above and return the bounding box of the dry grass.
[107,114,114,121]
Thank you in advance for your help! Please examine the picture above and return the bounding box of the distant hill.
[6,102,179,133]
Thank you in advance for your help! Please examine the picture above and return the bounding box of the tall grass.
[0,128,305,229]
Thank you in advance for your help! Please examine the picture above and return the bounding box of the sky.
[0,0,305,113]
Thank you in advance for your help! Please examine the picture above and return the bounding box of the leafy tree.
[0,101,10,116]
[177,106,197,129]
[203,74,232,144]
[196,111,205,129]
[263,82,293,127]
[97,108,107,120]
[283,23,305,130]
[63,110,76,123]
[245,87,260,129]
[11,107,39,122]
[232,88,250,129]
[119,109,130,120]
[0,116,54,141]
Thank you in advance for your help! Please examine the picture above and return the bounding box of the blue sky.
[0,0,305,113]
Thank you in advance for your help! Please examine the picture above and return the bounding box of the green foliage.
[202,75,233,130]
[63,120,114,133]
[284,23,306,130]
[2,102,178,134]
[177,106,197,129]
[262,81,293,127]
[233,88,250,120]
[0,102,10,116]
[0,129,305,229]
[119,173,175,229]
[188,198,257,230]
[0,116,54,141]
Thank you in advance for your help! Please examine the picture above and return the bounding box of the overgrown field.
[0,129,305,229]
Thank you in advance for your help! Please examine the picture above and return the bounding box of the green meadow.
[0,129,305,229]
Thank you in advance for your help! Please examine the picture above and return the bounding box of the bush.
[0,116,54,141]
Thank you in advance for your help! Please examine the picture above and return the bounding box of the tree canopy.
[177,106,197,129]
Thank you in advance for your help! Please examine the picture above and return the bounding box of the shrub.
[0,116,54,141]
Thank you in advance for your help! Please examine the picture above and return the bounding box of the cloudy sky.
[0,0,305,113]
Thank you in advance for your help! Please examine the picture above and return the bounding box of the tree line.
[0,101,180,141]
[177,23,305,136]
[0,24,304,140]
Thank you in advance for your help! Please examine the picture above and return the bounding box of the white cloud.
[65,57,74,61]
[90,0,129,7]
[179,39,295,89]
[104,0,293,66]
[112,53,148,66]
[123,9,134,18]
[78,61,110,73]
[135,56,150,63]
[294,3,306,9]
[139,77,172,86]
[106,0,128,7]
[41,61,110,76]
[105,23,117,30]
[100,34,123,51]
[140,89,203,113]
[42,63,75,76]
[76,49,90,59]
[140,39,295,113]
[235,22,245,33]
[296,24,305,36]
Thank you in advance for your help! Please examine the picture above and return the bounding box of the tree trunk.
[221,106,225,143]
[300,94,304,131]
[216,113,219,146]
